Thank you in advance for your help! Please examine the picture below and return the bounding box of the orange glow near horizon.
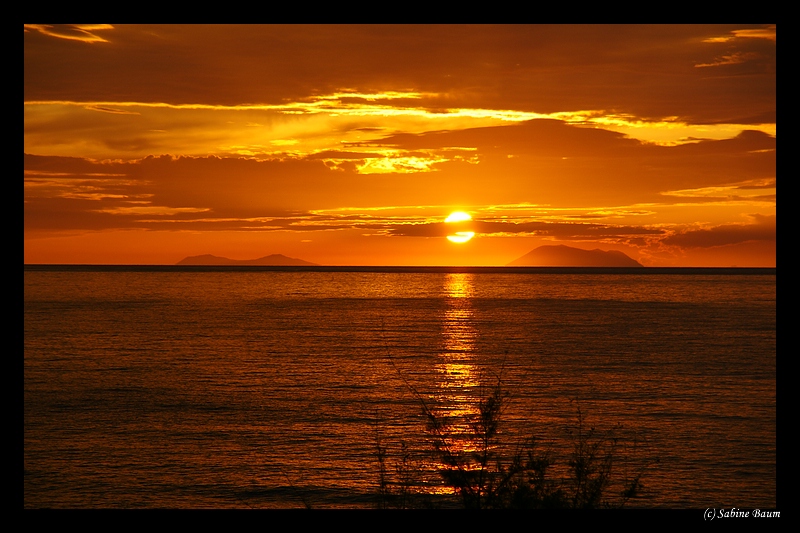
[24,25,775,267]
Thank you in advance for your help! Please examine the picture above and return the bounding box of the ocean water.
[24,268,776,509]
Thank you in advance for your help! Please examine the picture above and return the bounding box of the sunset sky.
[24,24,776,266]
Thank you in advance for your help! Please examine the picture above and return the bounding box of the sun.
[445,211,472,223]
[445,211,475,243]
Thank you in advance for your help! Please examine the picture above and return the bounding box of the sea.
[23,266,777,509]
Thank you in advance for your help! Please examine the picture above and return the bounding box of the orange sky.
[24,24,776,266]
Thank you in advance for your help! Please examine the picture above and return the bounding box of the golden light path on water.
[434,273,481,457]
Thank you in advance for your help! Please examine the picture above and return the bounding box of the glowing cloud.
[24,24,114,43]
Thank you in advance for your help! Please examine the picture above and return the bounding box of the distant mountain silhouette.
[176,254,318,266]
[507,245,642,267]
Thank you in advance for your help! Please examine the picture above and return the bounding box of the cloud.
[85,105,140,115]
[386,220,663,240]
[732,27,776,41]
[24,111,775,236]
[703,25,776,43]
[695,52,761,68]
[24,25,775,126]
[662,215,775,248]
[24,24,113,43]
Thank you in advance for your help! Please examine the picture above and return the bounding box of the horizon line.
[24,264,776,275]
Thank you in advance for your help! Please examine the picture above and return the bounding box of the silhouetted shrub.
[376,372,649,509]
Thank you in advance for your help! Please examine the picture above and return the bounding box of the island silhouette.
[507,245,642,267]
[176,246,641,268]
[176,254,318,266]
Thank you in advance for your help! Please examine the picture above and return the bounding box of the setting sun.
[445,211,472,223]
[447,232,475,243]
[445,211,475,243]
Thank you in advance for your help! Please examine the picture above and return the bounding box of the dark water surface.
[24,268,776,508]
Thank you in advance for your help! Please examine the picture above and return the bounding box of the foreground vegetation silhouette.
[375,372,650,509]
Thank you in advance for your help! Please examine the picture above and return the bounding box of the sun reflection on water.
[434,273,481,454]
